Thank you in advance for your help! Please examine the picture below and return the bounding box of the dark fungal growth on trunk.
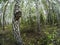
[14,11,22,21]
[14,4,22,21]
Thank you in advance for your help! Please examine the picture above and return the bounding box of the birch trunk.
[35,0,40,33]
[12,0,23,45]
[2,1,8,31]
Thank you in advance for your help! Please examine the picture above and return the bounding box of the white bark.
[12,0,23,45]
[35,0,40,32]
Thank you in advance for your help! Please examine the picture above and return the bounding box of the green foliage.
[2,0,8,2]
[40,14,45,25]
[0,0,2,3]
[0,0,8,3]
[0,0,60,45]
[47,14,53,25]
[0,17,1,27]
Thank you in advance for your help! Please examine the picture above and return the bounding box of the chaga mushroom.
[14,11,22,21]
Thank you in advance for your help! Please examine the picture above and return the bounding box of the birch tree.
[35,0,40,33]
[2,1,8,31]
[12,0,23,45]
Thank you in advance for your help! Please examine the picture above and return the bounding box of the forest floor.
[0,25,60,45]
